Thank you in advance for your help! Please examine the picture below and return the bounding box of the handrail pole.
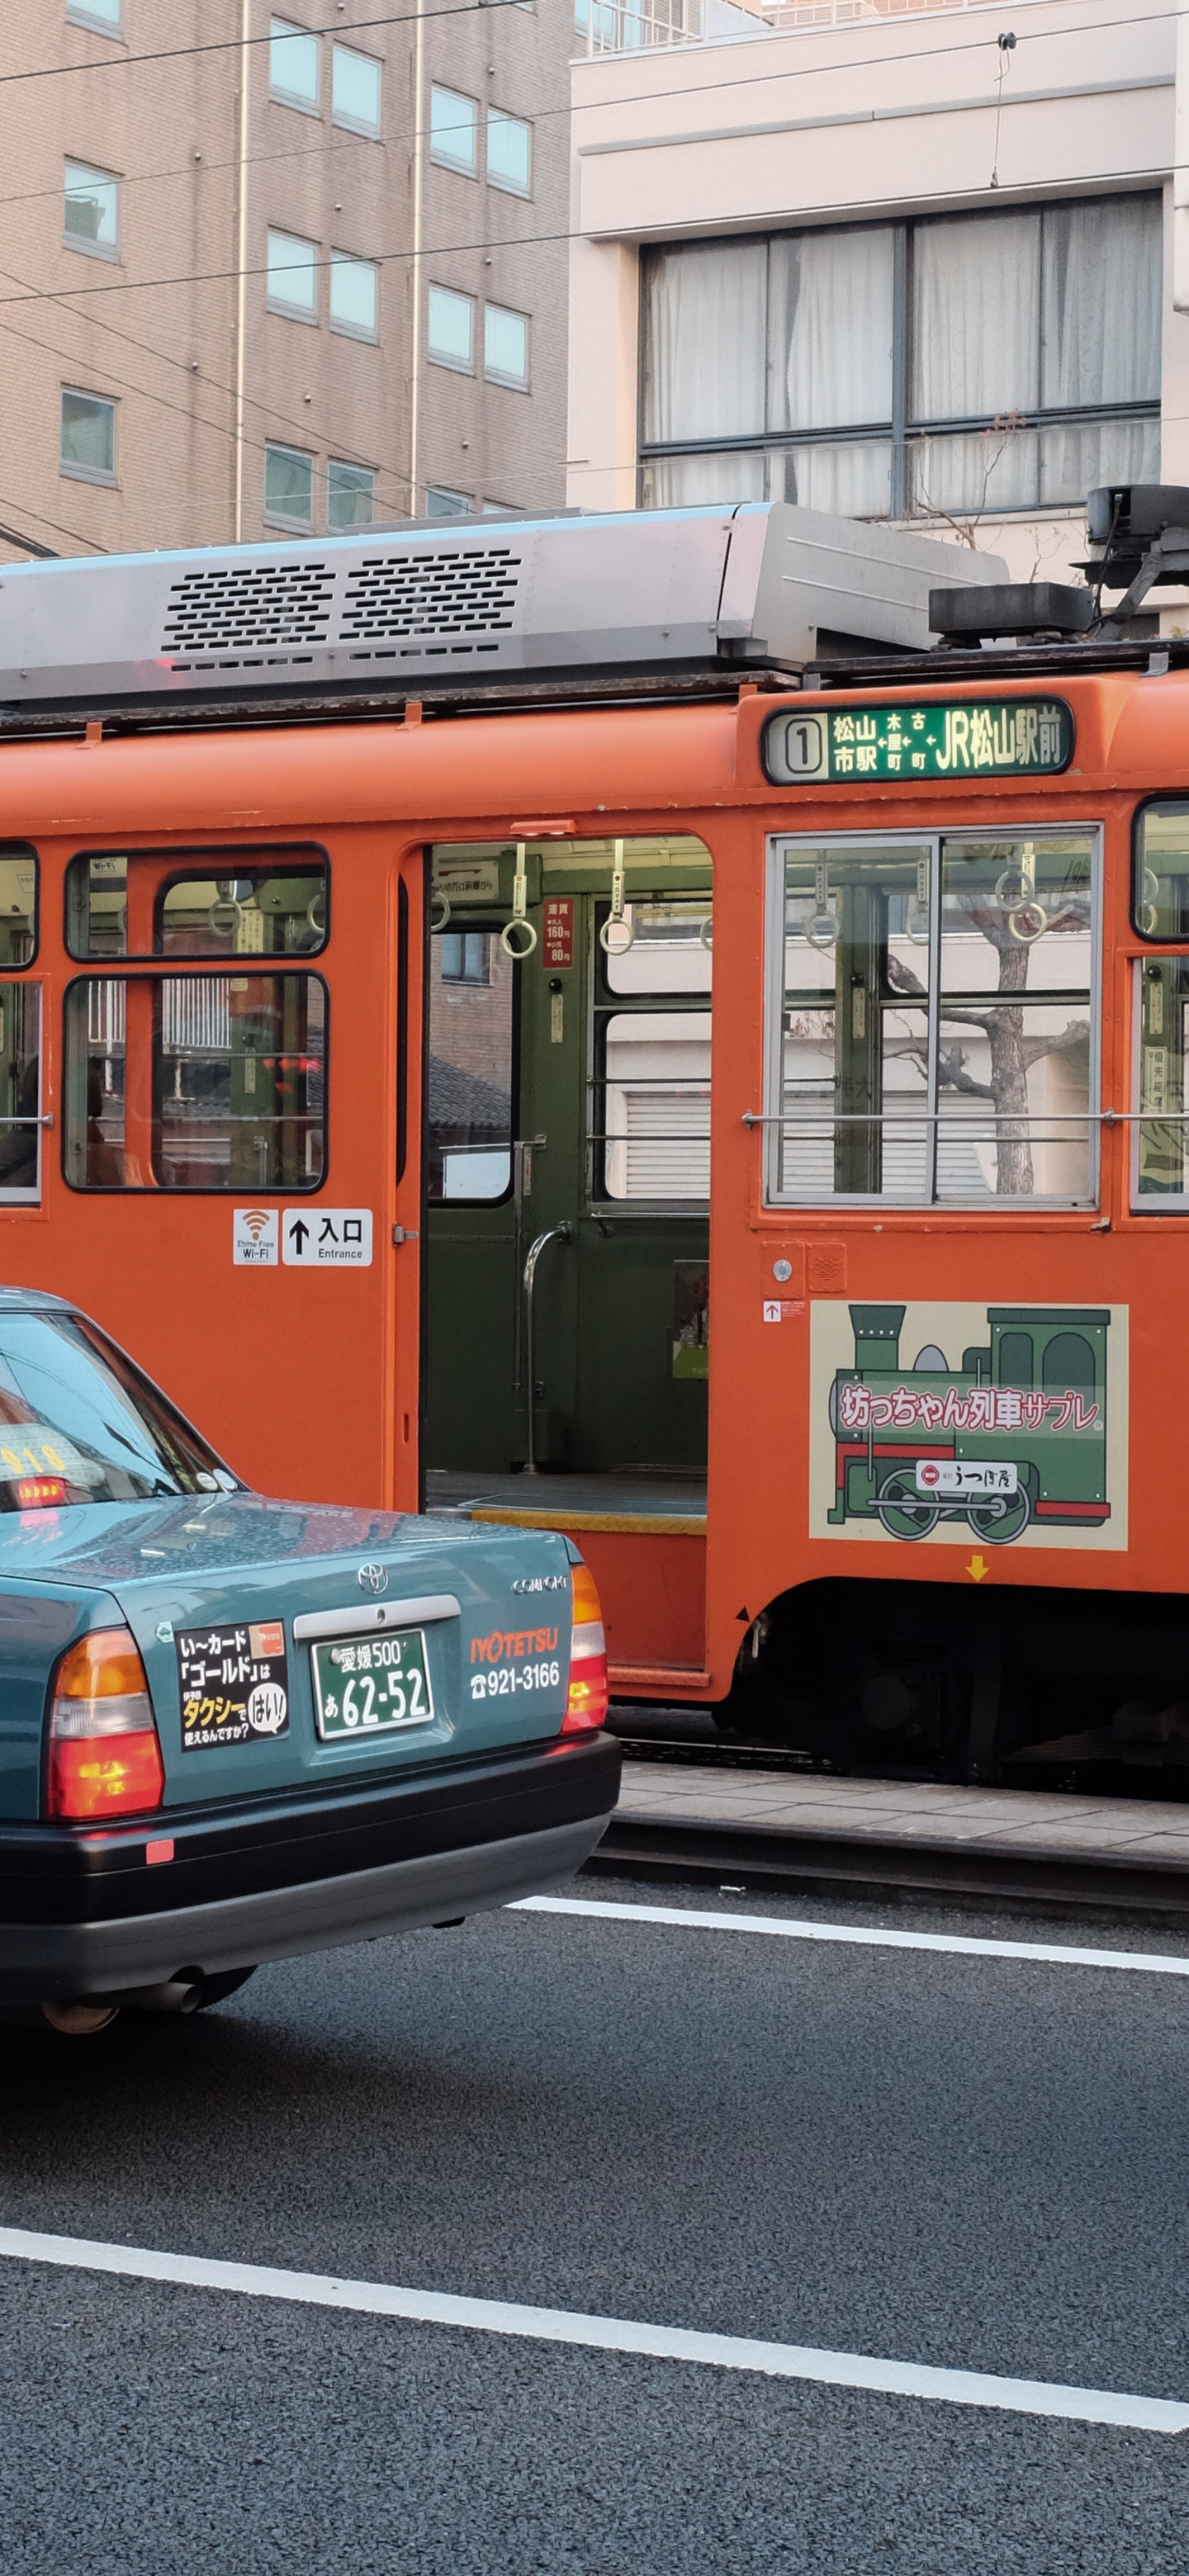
[523,1224,571,1475]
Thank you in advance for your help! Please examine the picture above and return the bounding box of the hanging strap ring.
[1007,901,1049,944]
[699,915,713,952]
[599,835,633,954]
[429,893,451,934]
[502,839,537,958]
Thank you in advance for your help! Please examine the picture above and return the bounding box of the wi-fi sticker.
[234,1206,277,1263]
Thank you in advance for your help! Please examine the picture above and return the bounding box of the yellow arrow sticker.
[966,1555,989,1583]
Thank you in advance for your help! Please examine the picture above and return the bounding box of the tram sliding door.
[424,838,712,1493]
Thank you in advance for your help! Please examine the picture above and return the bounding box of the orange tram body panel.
[1,657,1188,1778]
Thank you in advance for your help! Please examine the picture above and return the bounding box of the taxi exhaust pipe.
[119,1977,206,2015]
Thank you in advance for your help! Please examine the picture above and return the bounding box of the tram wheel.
[967,1490,1031,1545]
[875,1470,939,1541]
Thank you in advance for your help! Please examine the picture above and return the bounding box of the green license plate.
[310,1629,434,1739]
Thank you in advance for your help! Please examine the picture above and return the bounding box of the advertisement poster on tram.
[809,1300,1129,1551]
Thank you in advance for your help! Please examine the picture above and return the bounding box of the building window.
[60,389,116,484]
[430,85,477,175]
[267,227,318,319]
[329,251,377,340]
[264,443,314,527]
[64,161,120,255]
[67,0,121,28]
[428,285,474,373]
[270,16,320,111]
[486,109,531,197]
[328,461,374,529]
[426,487,471,518]
[332,43,381,134]
[484,302,528,390]
[641,196,1162,520]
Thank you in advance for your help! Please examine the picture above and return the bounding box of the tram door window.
[0,849,40,1200]
[770,831,1097,1206]
[1133,956,1189,1205]
[424,840,712,1483]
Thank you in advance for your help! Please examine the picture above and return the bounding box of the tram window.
[427,927,514,1200]
[603,898,712,997]
[63,976,326,1191]
[1132,955,1189,1206]
[1135,804,1189,940]
[770,832,1097,1205]
[0,985,41,1200]
[65,852,329,959]
[939,836,1093,1202]
[0,850,36,967]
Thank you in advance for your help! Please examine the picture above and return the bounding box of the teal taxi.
[0,1290,618,2032]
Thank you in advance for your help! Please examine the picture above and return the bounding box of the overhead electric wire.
[0,9,1172,537]
[0,2,1176,127]
[0,1,537,87]
[0,140,1173,319]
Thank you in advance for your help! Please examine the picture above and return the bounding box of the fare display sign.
[762,698,1074,786]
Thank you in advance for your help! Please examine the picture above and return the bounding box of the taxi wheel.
[39,1999,121,2036]
[193,1967,257,2009]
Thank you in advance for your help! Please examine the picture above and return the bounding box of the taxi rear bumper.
[0,1731,619,2001]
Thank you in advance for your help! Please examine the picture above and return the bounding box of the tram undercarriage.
[718,1578,1189,1788]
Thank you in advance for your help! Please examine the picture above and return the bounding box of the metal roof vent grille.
[339,547,520,641]
[161,561,334,653]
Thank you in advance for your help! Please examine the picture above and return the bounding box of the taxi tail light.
[47,1627,165,1821]
[563,1560,609,1734]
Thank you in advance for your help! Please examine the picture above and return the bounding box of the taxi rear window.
[0,1311,234,1509]
[65,850,328,959]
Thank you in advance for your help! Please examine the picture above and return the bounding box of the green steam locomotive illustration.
[828,1304,1110,1543]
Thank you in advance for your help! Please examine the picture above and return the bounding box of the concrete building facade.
[566,0,1189,616]
[0,0,571,564]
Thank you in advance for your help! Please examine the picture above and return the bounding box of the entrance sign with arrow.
[282,1209,373,1267]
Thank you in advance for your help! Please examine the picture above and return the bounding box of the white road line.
[0,2226,1182,2433]
[511,1894,1189,1977]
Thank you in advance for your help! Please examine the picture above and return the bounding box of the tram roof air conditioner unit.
[0,504,1008,708]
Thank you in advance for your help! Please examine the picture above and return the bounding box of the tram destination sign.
[762,698,1074,786]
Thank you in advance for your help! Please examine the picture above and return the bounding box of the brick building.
[0,0,571,563]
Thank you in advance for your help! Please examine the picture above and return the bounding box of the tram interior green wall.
[425,879,709,1477]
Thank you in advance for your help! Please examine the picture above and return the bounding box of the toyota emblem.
[357,1562,389,1596]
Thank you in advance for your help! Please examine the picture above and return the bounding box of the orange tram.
[2,496,1189,1786]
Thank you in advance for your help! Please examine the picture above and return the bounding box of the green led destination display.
[762,698,1074,787]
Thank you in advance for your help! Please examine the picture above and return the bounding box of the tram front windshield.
[0,1312,236,1509]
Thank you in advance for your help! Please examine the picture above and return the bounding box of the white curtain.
[770,228,894,432]
[643,242,767,443]
[642,452,765,508]
[1040,418,1159,510]
[1041,197,1161,410]
[913,211,1040,424]
[772,441,891,517]
[912,429,1039,517]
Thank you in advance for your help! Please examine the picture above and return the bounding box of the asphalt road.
[2,1875,1188,2574]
